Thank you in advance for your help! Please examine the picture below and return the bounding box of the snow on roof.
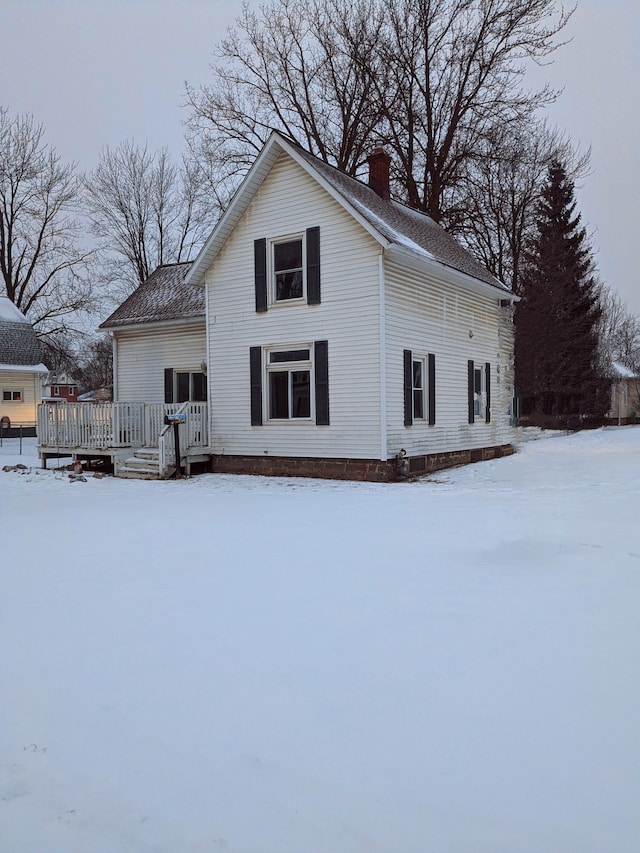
[0,362,48,373]
[0,296,30,324]
[0,304,44,368]
[100,263,204,330]
[612,361,637,379]
[290,140,507,291]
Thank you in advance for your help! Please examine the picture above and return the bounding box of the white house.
[0,296,48,434]
[183,131,517,480]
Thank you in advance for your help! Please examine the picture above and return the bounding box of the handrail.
[158,401,189,476]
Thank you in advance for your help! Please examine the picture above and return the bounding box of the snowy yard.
[1,429,639,853]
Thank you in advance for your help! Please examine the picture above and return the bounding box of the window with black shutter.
[256,227,321,308]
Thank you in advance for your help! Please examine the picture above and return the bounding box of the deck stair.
[117,448,173,480]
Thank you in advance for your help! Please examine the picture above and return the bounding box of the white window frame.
[474,365,486,419]
[412,356,426,421]
[270,234,306,304]
[69,386,75,396]
[265,344,314,421]
[2,389,23,402]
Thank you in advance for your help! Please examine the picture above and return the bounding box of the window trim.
[270,233,306,305]
[164,369,207,404]
[412,356,426,421]
[264,343,313,421]
[468,360,491,424]
[404,350,436,426]
[2,389,23,402]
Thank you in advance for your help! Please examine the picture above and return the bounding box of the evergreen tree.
[515,161,608,424]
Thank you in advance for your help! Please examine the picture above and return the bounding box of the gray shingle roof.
[0,298,43,366]
[100,263,204,329]
[292,144,506,289]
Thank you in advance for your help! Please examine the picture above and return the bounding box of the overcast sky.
[3,0,639,314]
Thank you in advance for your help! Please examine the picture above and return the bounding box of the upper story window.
[273,237,304,301]
[254,227,321,312]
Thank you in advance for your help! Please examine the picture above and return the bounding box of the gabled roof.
[0,297,45,369]
[100,263,204,330]
[186,131,510,296]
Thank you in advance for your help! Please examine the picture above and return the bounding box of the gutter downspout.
[379,251,387,461]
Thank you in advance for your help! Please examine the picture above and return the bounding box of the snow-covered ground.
[1,429,639,853]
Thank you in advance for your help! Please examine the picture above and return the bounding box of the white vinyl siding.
[206,153,382,459]
[384,257,515,458]
[0,369,42,425]
[114,323,206,403]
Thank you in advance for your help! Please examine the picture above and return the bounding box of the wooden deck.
[37,401,209,478]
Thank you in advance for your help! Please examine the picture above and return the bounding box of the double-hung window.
[254,228,321,311]
[404,350,436,426]
[272,237,304,302]
[250,341,329,426]
[468,360,491,423]
[412,357,425,420]
[267,348,311,419]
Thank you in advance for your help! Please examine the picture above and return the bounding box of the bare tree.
[597,284,640,374]
[460,120,590,292]
[0,107,94,334]
[75,334,113,393]
[369,0,572,226]
[186,0,572,231]
[84,141,208,297]
[185,0,387,203]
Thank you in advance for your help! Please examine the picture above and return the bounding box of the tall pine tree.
[515,161,608,425]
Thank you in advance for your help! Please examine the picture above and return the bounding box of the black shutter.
[164,368,174,404]
[250,347,262,425]
[485,362,491,423]
[306,227,321,305]
[428,353,436,425]
[254,238,267,313]
[314,340,329,425]
[468,360,475,424]
[404,349,413,426]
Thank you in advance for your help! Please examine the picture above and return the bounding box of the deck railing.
[157,401,210,475]
[37,401,208,452]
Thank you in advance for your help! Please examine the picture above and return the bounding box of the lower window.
[267,349,311,419]
[165,370,207,403]
[2,390,22,402]
[412,357,425,420]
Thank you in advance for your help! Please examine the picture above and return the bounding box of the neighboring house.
[608,361,639,425]
[0,297,48,434]
[99,262,207,404]
[42,372,79,402]
[183,131,517,480]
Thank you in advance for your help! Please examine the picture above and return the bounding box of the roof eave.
[99,315,205,334]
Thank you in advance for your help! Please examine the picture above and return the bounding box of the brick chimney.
[367,147,391,200]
